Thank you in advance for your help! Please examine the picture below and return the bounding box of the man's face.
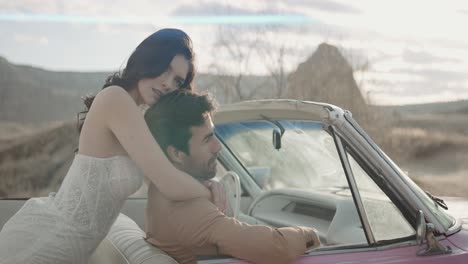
[179,114,222,181]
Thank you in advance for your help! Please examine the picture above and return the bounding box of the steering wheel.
[219,171,241,219]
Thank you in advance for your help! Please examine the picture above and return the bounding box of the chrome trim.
[333,133,376,245]
[308,239,419,255]
[446,219,462,236]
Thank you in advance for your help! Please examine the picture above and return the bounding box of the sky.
[1,0,468,105]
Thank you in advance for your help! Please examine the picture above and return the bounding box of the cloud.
[366,64,468,104]
[367,75,468,105]
[0,0,59,14]
[13,34,49,45]
[173,2,256,16]
[402,49,461,65]
[171,2,307,16]
[391,67,467,83]
[0,0,174,16]
[286,0,360,14]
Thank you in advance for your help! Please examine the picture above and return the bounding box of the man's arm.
[168,198,319,264]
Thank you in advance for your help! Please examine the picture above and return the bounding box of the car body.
[1,99,467,264]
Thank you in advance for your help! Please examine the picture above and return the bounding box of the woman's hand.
[204,180,227,213]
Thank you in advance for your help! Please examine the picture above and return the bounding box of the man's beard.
[182,155,218,182]
[193,173,216,182]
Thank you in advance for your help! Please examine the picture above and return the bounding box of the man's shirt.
[145,183,316,264]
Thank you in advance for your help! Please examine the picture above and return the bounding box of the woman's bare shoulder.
[95,85,130,102]
[92,86,136,111]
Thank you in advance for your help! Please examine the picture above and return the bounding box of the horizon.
[3,54,468,107]
[1,0,468,105]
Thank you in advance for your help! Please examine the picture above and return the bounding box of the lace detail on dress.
[0,154,143,264]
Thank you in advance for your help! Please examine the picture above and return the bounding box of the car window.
[346,152,415,242]
[217,120,349,190]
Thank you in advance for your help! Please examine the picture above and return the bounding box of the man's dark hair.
[144,90,217,156]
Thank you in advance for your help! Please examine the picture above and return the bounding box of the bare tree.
[257,43,287,98]
[209,27,261,103]
[209,26,296,102]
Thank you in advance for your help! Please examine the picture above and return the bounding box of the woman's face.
[137,54,190,106]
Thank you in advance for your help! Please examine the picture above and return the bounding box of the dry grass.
[413,171,468,198]
[0,121,78,198]
[387,127,468,160]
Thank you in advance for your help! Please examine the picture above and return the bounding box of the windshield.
[217,120,348,191]
[217,119,416,242]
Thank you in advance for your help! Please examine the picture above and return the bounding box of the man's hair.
[144,90,217,156]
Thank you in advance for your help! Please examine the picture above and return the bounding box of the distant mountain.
[384,100,468,116]
[0,57,272,122]
[287,43,369,119]
[0,56,109,123]
[3,53,465,125]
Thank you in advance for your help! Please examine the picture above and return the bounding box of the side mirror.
[416,210,426,245]
[416,209,452,256]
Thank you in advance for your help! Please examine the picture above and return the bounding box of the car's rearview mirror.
[273,129,282,150]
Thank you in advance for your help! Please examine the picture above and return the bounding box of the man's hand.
[203,180,227,213]
[306,228,321,250]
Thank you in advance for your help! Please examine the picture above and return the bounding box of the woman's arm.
[93,86,210,200]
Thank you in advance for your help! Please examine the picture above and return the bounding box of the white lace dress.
[0,154,144,264]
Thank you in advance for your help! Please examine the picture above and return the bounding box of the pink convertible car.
[1,99,467,263]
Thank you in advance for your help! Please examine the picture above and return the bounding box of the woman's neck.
[127,88,143,105]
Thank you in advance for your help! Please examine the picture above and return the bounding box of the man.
[144,90,320,264]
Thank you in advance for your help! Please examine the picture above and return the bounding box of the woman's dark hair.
[78,28,196,131]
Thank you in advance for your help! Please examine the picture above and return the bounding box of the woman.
[0,28,216,263]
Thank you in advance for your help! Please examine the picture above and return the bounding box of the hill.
[287,43,369,117]
[0,56,272,122]
[0,56,109,123]
[384,100,468,116]
[0,121,77,198]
